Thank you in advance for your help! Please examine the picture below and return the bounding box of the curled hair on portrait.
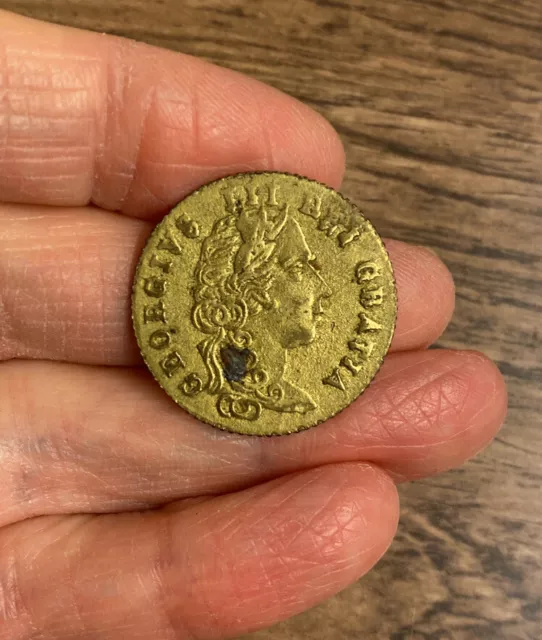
[192,204,288,395]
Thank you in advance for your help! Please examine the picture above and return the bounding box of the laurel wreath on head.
[192,200,290,397]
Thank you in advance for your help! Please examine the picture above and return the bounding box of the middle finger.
[0,203,454,364]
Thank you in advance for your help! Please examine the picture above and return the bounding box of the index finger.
[0,10,345,219]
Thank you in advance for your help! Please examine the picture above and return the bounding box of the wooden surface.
[3,1,541,638]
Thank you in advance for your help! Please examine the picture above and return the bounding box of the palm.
[0,11,506,640]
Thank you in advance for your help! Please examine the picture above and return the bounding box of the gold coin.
[132,172,397,436]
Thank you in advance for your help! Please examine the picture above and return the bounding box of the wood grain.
[2,0,540,638]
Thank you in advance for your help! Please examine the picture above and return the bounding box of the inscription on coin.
[132,172,396,436]
[149,254,173,274]
[299,193,366,248]
[143,300,167,324]
[180,373,204,397]
[323,261,388,392]
[157,232,182,255]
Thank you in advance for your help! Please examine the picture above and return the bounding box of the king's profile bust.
[191,184,332,421]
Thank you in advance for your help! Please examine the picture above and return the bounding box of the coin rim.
[132,171,397,437]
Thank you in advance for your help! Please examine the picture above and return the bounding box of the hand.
[0,10,507,640]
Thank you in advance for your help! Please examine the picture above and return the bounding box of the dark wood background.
[3,1,541,638]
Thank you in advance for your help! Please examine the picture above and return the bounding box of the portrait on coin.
[191,188,332,420]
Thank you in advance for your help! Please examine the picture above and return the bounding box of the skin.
[0,9,508,640]
[271,218,332,349]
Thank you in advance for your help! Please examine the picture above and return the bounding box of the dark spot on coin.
[221,345,252,382]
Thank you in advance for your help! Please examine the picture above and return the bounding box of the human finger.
[0,350,506,526]
[0,205,454,364]
[0,463,398,640]
[0,9,344,217]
